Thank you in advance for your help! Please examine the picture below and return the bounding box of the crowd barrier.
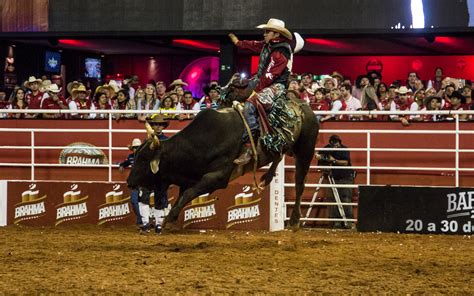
[1,109,474,230]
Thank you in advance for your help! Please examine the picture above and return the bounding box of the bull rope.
[234,103,259,190]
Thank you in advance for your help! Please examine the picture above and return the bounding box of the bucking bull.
[127,76,319,232]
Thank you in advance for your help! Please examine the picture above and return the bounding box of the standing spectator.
[360,85,381,120]
[200,85,220,110]
[41,84,68,119]
[331,71,344,87]
[320,88,345,122]
[390,86,412,126]
[0,88,11,118]
[177,91,200,120]
[367,71,382,89]
[423,96,443,122]
[321,77,337,92]
[66,81,81,104]
[288,78,300,92]
[461,85,472,108]
[174,86,185,103]
[137,84,159,121]
[169,79,188,92]
[159,95,178,119]
[341,83,362,120]
[442,82,456,110]
[119,138,143,228]
[406,72,419,93]
[156,81,167,101]
[432,67,444,92]
[122,75,138,100]
[315,135,355,229]
[10,87,31,119]
[24,76,44,117]
[69,85,96,119]
[409,89,426,121]
[94,91,112,119]
[380,84,397,121]
[376,82,389,102]
[447,91,468,121]
[352,74,370,100]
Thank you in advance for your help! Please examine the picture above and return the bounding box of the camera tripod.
[302,171,349,228]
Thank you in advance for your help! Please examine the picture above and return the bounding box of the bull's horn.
[150,134,160,150]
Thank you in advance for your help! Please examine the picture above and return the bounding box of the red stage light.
[305,38,348,49]
[173,39,220,52]
[58,39,87,46]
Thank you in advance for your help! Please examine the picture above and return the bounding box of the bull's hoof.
[161,221,181,234]
[287,220,301,232]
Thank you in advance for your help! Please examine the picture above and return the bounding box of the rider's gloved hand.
[228,33,239,45]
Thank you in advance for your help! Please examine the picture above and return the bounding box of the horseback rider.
[229,18,294,165]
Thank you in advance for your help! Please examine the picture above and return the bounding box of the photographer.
[315,135,355,229]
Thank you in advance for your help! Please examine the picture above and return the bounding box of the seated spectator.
[94,91,112,119]
[390,86,412,126]
[156,81,167,101]
[461,85,472,108]
[24,76,44,118]
[0,88,11,118]
[423,96,443,122]
[409,89,426,121]
[159,95,178,119]
[200,85,220,110]
[177,90,200,120]
[447,91,468,121]
[69,85,96,119]
[10,87,32,119]
[310,87,330,112]
[41,84,68,119]
[113,89,136,119]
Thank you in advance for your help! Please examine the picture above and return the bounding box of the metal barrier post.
[108,115,113,182]
[366,132,371,185]
[31,131,35,181]
[455,115,460,187]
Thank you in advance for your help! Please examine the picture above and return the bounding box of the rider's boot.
[234,143,253,166]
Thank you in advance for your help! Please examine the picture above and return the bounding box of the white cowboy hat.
[39,80,52,93]
[46,83,62,94]
[396,86,412,94]
[127,138,142,150]
[307,82,322,95]
[256,18,293,40]
[169,79,188,88]
[24,76,42,88]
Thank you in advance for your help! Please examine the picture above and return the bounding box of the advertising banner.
[4,181,271,230]
[358,186,474,234]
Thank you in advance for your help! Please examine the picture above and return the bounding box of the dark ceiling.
[10,35,474,56]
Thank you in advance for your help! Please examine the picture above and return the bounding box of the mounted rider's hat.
[147,114,170,128]
[256,18,293,40]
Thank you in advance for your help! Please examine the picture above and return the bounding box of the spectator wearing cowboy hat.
[169,79,188,92]
[200,85,220,110]
[24,76,43,117]
[229,17,294,165]
[119,138,143,227]
[66,81,81,103]
[41,84,68,119]
[93,91,112,119]
[331,71,344,86]
[122,75,139,99]
[390,86,412,126]
[69,85,96,119]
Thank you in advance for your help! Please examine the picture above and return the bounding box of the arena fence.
[1,108,474,227]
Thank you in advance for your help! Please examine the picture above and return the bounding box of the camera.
[317,153,333,165]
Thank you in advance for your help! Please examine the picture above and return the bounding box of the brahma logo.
[446,191,474,219]
[59,142,108,166]
[97,184,131,225]
[55,184,88,226]
[48,57,58,68]
[182,193,217,228]
[14,183,47,224]
[226,186,261,229]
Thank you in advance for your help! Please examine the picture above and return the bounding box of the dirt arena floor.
[0,225,473,294]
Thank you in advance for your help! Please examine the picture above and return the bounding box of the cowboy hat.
[169,79,188,88]
[307,82,322,95]
[71,85,90,96]
[39,80,52,93]
[396,86,412,95]
[256,18,293,40]
[67,81,81,95]
[147,113,169,128]
[46,83,62,94]
[292,32,304,53]
[331,71,344,81]
[203,85,221,96]
[321,77,338,89]
[127,138,142,150]
[23,76,42,89]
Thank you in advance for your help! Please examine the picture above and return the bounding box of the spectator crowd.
[1,67,473,124]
